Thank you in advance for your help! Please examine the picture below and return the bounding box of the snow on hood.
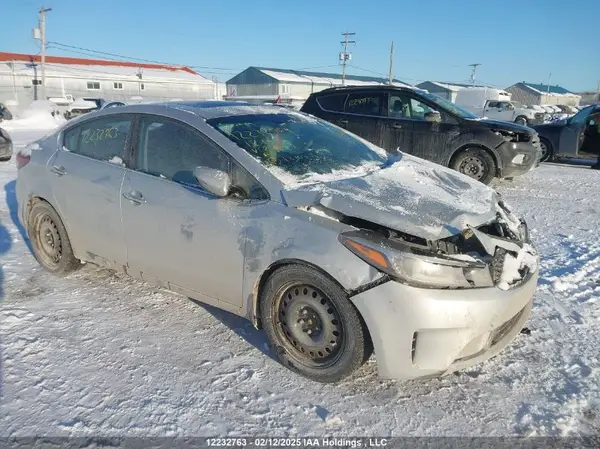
[282,153,499,241]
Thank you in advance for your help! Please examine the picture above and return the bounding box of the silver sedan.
[15,101,539,383]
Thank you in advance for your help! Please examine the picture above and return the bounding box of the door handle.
[50,165,67,176]
[122,190,146,205]
[391,124,403,129]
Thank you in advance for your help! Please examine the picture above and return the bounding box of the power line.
[48,41,241,72]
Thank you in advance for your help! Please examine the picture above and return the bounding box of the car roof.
[308,85,423,96]
[99,100,306,120]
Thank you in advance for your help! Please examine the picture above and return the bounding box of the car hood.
[281,154,500,241]
[466,118,534,133]
[531,121,567,130]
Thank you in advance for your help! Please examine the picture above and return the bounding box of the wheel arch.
[250,258,350,329]
[25,195,78,255]
[449,144,501,177]
[514,115,529,124]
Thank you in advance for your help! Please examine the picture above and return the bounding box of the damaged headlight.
[339,231,494,289]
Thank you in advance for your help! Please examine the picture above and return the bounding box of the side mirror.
[424,110,441,123]
[193,166,231,197]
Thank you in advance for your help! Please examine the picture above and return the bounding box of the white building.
[225,67,412,106]
[0,52,219,115]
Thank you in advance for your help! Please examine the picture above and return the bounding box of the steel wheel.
[27,201,80,276]
[458,156,487,180]
[35,214,63,267]
[274,284,344,367]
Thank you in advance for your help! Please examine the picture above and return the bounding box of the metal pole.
[340,31,355,86]
[39,6,52,100]
[388,41,394,84]
[468,63,481,86]
[547,73,551,94]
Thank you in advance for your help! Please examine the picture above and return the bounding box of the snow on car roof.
[162,101,310,119]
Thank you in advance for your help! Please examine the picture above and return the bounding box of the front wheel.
[260,265,371,383]
[451,147,497,185]
[515,116,528,126]
[27,201,80,276]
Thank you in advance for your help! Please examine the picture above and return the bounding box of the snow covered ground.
[0,132,599,438]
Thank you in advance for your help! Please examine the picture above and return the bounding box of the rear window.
[316,94,347,113]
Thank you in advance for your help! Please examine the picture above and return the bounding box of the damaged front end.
[336,200,538,291]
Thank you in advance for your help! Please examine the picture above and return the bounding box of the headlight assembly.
[339,231,494,289]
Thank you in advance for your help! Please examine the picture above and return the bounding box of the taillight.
[16,151,30,169]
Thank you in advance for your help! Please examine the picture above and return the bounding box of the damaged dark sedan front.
[16,102,539,383]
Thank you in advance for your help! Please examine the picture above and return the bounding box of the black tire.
[515,116,528,126]
[27,201,80,276]
[451,147,497,185]
[259,264,371,383]
[539,137,553,162]
[0,155,11,162]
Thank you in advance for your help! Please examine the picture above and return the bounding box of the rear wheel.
[0,156,11,162]
[260,264,371,383]
[27,201,80,276]
[539,137,553,162]
[451,147,496,185]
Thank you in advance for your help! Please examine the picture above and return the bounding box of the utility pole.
[468,63,481,86]
[39,6,52,100]
[388,41,394,84]
[596,81,600,103]
[547,73,551,94]
[339,31,355,86]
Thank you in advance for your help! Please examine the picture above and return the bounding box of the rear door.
[48,114,133,267]
[341,91,388,149]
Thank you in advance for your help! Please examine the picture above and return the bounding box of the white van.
[455,87,544,125]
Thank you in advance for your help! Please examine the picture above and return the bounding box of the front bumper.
[497,140,540,178]
[351,268,538,380]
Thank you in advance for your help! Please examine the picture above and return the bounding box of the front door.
[578,112,600,159]
[383,92,414,154]
[558,111,590,158]
[120,114,261,307]
[47,114,133,267]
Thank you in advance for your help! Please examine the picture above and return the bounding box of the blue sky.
[3,0,598,91]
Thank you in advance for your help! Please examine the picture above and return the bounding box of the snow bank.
[1,100,66,132]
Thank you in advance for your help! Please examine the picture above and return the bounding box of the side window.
[408,97,435,120]
[136,116,229,188]
[345,93,383,116]
[388,94,410,118]
[316,94,347,113]
[63,116,131,164]
[487,101,498,109]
